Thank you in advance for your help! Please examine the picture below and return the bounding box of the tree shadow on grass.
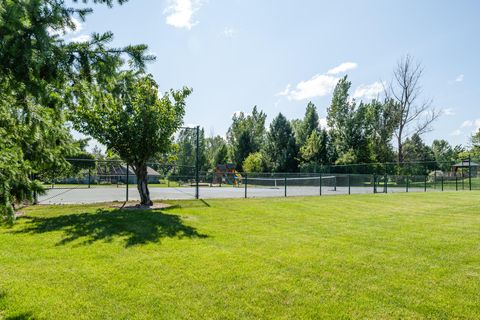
[0,290,35,320]
[14,209,208,247]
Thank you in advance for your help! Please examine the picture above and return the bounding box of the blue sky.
[70,0,480,149]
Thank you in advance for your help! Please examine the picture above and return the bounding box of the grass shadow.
[0,291,35,320]
[199,199,211,207]
[5,312,36,320]
[14,209,208,247]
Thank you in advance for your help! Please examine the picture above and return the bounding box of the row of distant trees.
[173,57,477,175]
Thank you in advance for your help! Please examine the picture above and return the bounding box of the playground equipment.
[214,164,243,186]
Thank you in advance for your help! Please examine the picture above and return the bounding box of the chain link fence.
[37,158,480,204]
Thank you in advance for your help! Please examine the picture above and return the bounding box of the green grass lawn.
[1,192,479,319]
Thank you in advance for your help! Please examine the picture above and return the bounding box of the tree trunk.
[135,164,153,206]
[397,131,403,164]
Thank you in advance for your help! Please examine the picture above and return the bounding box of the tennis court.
[38,175,427,204]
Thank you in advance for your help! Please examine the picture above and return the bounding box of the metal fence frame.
[38,156,478,202]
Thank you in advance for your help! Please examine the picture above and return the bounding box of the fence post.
[284,176,287,197]
[88,168,91,189]
[434,171,436,190]
[319,173,322,196]
[51,167,55,189]
[334,176,337,192]
[469,155,472,191]
[244,173,248,199]
[406,176,409,193]
[384,163,388,194]
[456,176,458,191]
[424,175,427,192]
[441,176,444,191]
[126,164,129,202]
[32,174,38,205]
[347,175,350,194]
[195,125,200,200]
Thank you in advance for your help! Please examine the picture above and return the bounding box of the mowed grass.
[1,193,479,319]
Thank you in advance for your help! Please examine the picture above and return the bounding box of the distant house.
[452,160,478,177]
[97,164,161,184]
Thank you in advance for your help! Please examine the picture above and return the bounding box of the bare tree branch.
[386,55,439,163]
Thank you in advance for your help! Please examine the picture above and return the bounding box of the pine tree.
[296,102,320,146]
[0,0,151,221]
[264,113,298,172]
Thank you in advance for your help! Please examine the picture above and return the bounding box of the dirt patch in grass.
[111,202,172,210]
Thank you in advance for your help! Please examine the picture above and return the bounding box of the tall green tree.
[264,113,298,172]
[0,0,150,220]
[402,133,435,175]
[431,139,455,171]
[73,73,191,205]
[205,135,228,169]
[242,152,266,173]
[365,99,398,163]
[471,129,480,158]
[295,102,320,146]
[299,129,332,171]
[327,76,370,164]
[226,106,266,170]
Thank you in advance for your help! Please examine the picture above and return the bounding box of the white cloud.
[222,27,236,38]
[451,129,462,136]
[69,34,91,43]
[277,62,359,101]
[277,84,291,96]
[454,119,480,136]
[442,108,455,116]
[284,74,339,101]
[164,0,203,30]
[455,74,464,82]
[352,81,384,101]
[327,62,358,75]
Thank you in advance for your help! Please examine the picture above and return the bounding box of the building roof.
[98,165,160,176]
[452,160,479,168]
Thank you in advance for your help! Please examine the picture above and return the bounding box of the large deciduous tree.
[205,135,228,170]
[327,76,370,164]
[365,99,398,164]
[470,129,480,158]
[295,102,320,146]
[73,73,191,206]
[388,55,440,163]
[299,130,332,170]
[242,152,266,173]
[226,106,266,170]
[431,139,455,171]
